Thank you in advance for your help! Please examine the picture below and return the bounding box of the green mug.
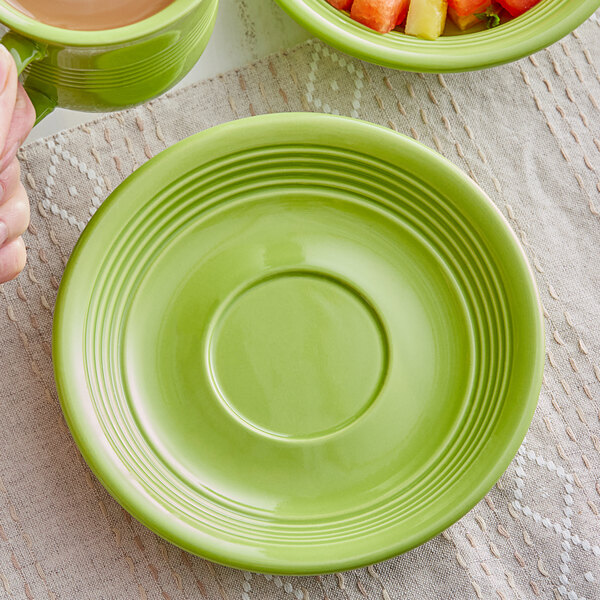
[0,0,218,123]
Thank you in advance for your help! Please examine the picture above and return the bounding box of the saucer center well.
[209,271,388,440]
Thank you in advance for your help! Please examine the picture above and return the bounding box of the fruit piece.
[448,7,481,29]
[448,0,491,16]
[496,0,539,17]
[405,0,448,40]
[448,1,497,30]
[350,0,408,33]
[396,0,410,25]
[326,0,353,10]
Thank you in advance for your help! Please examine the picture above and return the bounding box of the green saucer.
[53,113,544,574]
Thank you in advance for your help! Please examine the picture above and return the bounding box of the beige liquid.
[4,0,176,30]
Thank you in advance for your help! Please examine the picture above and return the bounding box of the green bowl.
[274,0,600,71]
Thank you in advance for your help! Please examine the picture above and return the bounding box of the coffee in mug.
[4,0,175,31]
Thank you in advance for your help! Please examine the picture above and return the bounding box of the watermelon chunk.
[448,0,491,16]
[497,0,540,17]
[396,0,410,25]
[326,0,353,10]
[351,0,409,33]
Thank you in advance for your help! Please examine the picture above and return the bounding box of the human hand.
[0,45,36,284]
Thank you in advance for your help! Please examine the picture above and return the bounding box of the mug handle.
[1,32,57,124]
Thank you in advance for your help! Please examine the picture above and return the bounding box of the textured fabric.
[1,13,600,600]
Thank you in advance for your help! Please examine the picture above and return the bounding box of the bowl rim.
[273,0,600,71]
[53,113,545,574]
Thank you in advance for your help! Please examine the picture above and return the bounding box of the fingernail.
[0,221,8,247]
[0,46,12,93]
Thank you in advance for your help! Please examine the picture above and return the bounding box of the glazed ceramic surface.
[274,0,600,71]
[0,0,217,113]
[53,113,545,574]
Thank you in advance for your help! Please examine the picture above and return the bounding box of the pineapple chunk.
[448,6,480,30]
[405,0,448,40]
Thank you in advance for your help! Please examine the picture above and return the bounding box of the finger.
[0,83,35,173]
[0,157,21,205]
[0,183,30,245]
[0,46,18,156]
[0,236,26,283]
